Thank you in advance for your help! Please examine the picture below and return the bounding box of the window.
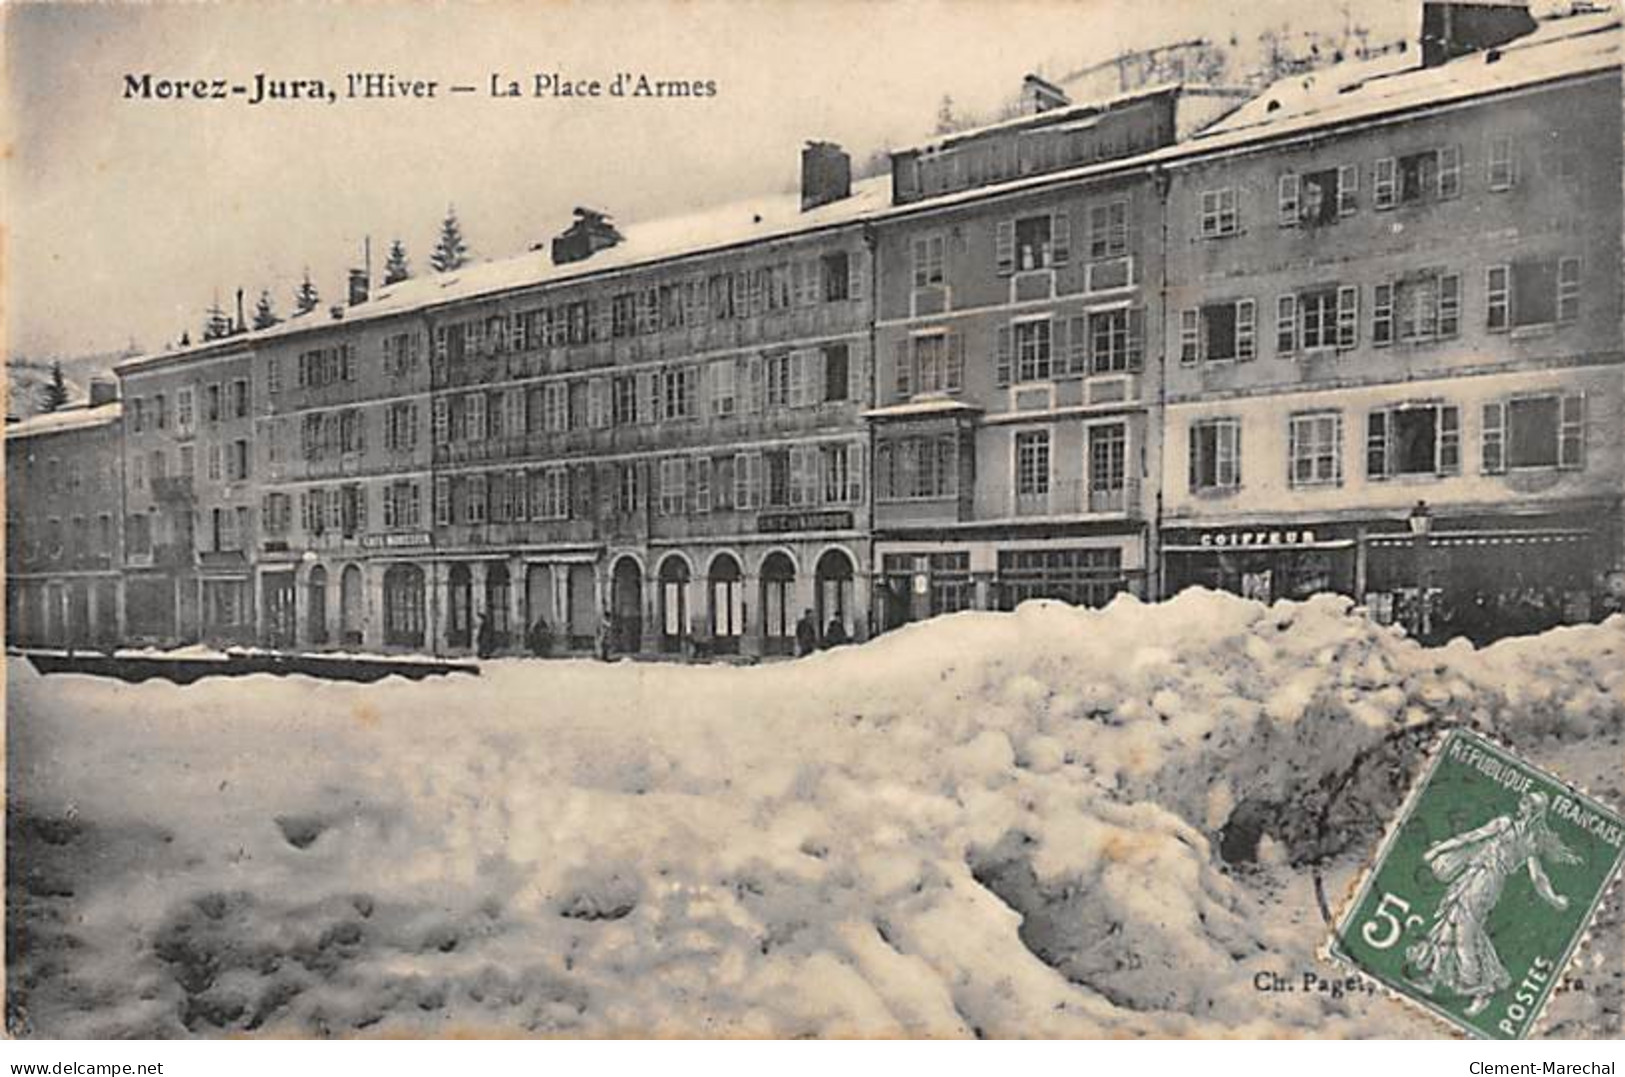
[659,458,687,517]
[1375,147,1460,209]
[611,375,638,425]
[231,379,250,418]
[262,493,291,536]
[617,463,641,515]
[822,251,850,301]
[1200,188,1239,238]
[764,353,791,409]
[1015,430,1050,496]
[825,342,851,402]
[1088,200,1128,259]
[1278,286,1357,355]
[876,435,957,501]
[1488,257,1581,331]
[1288,412,1343,487]
[229,439,250,482]
[465,474,488,524]
[126,513,151,556]
[206,384,221,422]
[154,394,168,430]
[1088,423,1127,495]
[662,367,696,421]
[1189,420,1241,491]
[532,468,569,519]
[1488,136,1517,191]
[385,402,417,452]
[1385,270,1461,345]
[763,449,791,507]
[1280,167,1358,226]
[265,358,282,395]
[912,234,945,288]
[1483,394,1585,473]
[1367,404,1460,478]
[611,293,636,338]
[821,442,862,505]
[177,388,195,430]
[179,444,195,479]
[1014,319,1052,382]
[1181,300,1256,363]
[381,481,420,530]
[207,445,221,481]
[708,362,735,418]
[1088,308,1143,373]
[433,476,451,526]
[130,397,145,432]
[907,332,964,395]
[1013,213,1062,272]
[382,332,418,375]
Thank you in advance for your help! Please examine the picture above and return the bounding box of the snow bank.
[7,590,1622,1038]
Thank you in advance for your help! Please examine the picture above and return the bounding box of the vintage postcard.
[5,0,1623,1043]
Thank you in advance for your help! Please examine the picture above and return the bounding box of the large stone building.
[4,384,125,648]
[868,83,1246,626]
[1156,7,1623,642]
[17,0,1618,657]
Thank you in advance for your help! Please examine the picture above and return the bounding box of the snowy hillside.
[7,590,1623,1038]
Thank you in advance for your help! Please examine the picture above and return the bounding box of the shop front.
[1162,525,1358,605]
[1163,509,1618,644]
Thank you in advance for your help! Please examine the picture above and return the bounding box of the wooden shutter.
[995,325,1013,386]
[432,398,449,446]
[1051,317,1068,377]
[1338,164,1359,215]
[893,338,912,398]
[1127,308,1145,371]
[1052,211,1071,266]
[1438,405,1461,475]
[848,339,865,403]
[1236,299,1257,361]
[1179,309,1200,364]
[946,333,965,391]
[1336,285,1360,350]
[1067,314,1088,375]
[1278,173,1301,226]
[1559,394,1585,469]
[847,251,865,301]
[1366,410,1390,479]
[995,220,1015,276]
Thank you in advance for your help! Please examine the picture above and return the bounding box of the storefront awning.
[1367,528,1593,549]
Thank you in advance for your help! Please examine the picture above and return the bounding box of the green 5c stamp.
[1329,729,1625,1039]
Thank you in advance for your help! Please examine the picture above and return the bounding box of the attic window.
[1486,48,1502,64]
[1266,99,1281,113]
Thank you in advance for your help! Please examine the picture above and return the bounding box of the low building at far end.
[5,381,124,648]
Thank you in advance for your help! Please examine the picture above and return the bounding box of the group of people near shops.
[491,606,850,661]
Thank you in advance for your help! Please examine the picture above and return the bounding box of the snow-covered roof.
[899,82,1187,157]
[1199,10,1619,141]
[5,400,122,440]
[118,175,894,375]
[115,11,1619,379]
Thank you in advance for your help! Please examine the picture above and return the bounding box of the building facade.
[117,343,261,646]
[17,1,1616,658]
[1158,11,1623,642]
[866,85,1247,627]
[4,390,125,649]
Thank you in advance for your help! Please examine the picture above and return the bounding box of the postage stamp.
[1328,728,1625,1039]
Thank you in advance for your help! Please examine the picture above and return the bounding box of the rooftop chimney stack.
[551,207,624,266]
[1421,1,1536,67]
[235,288,246,333]
[88,378,118,407]
[1021,74,1071,115]
[800,141,852,212]
[348,268,370,307]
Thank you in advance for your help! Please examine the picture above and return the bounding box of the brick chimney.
[1422,1,1536,67]
[800,141,851,212]
[551,208,623,266]
[348,268,370,306]
[88,378,118,407]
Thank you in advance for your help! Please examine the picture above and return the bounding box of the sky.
[5,0,1420,361]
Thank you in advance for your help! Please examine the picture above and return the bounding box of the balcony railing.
[1011,478,1141,519]
[152,475,195,502]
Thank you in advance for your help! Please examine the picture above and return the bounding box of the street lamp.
[1408,500,1433,641]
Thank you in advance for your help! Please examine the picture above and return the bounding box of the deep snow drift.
[7,589,1623,1038]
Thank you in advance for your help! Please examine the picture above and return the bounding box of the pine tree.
[252,289,281,330]
[36,361,70,413]
[430,206,469,273]
[294,270,321,316]
[383,239,411,285]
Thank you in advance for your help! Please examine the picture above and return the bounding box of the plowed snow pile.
[7,590,1623,1038]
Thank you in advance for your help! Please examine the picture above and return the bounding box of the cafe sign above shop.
[362,532,434,549]
[757,510,856,534]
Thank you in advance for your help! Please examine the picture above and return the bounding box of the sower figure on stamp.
[1405,792,1581,1016]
